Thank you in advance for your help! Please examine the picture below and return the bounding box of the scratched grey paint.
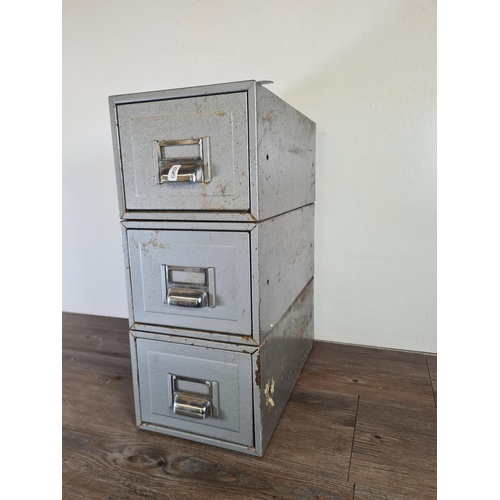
[120,224,135,328]
[109,80,316,222]
[109,80,255,106]
[127,229,252,336]
[255,83,316,221]
[129,333,142,426]
[117,92,249,211]
[122,211,258,223]
[257,84,316,220]
[139,423,260,456]
[247,82,259,219]
[257,279,314,453]
[132,329,258,353]
[131,322,258,346]
[254,204,314,343]
[110,80,316,456]
[109,102,126,218]
[122,219,256,232]
[136,337,254,446]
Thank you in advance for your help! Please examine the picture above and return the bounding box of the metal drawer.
[117,92,249,211]
[136,338,254,447]
[127,229,252,336]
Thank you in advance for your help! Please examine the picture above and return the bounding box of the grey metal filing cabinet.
[109,80,315,456]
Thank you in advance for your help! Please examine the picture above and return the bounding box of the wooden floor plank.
[426,355,437,405]
[62,366,354,498]
[63,347,132,377]
[354,484,429,500]
[349,398,436,499]
[298,342,436,407]
[264,387,358,481]
[62,312,437,500]
[62,342,354,499]
[63,427,353,500]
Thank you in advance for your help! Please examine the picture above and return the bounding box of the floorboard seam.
[347,395,360,483]
[425,355,436,407]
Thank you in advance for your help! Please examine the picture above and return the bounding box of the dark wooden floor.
[62,313,437,500]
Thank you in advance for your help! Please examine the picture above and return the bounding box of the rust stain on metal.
[255,354,261,387]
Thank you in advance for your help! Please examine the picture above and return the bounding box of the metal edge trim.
[138,422,261,456]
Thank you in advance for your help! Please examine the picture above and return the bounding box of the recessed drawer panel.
[137,339,254,447]
[117,92,249,211]
[127,229,252,336]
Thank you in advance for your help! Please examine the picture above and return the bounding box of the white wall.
[62,0,436,352]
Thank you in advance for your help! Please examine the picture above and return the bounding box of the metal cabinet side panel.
[257,279,314,453]
[129,332,142,426]
[109,99,126,218]
[256,204,314,343]
[120,223,135,327]
[255,83,316,221]
[247,81,259,220]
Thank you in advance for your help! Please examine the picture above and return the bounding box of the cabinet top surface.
[109,80,258,105]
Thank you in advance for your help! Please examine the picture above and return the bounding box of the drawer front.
[117,92,249,211]
[137,339,254,446]
[128,229,252,336]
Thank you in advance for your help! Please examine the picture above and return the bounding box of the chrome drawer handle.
[155,138,211,184]
[161,163,204,183]
[173,393,211,419]
[167,287,208,308]
[167,375,220,419]
[162,266,216,308]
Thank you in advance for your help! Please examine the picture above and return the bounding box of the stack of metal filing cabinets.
[109,80,315,456]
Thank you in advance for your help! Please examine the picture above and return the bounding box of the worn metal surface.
[130,328,258,352]
[109,82,255,224]
[109,80,255,106]
[127,229,252,336]
[118,92,249,211]
[254,83,316,221]
[121,210,258,222]
[122,219,256,232]
[109,101,127,218]
[110,80,316,221]
[131,323,258,346]
[138,422,260,456]
[120,224,135,328]
[135,337,254,446]
[256,279,314,453]
[252,204,314,343]
[110,80,316,456]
